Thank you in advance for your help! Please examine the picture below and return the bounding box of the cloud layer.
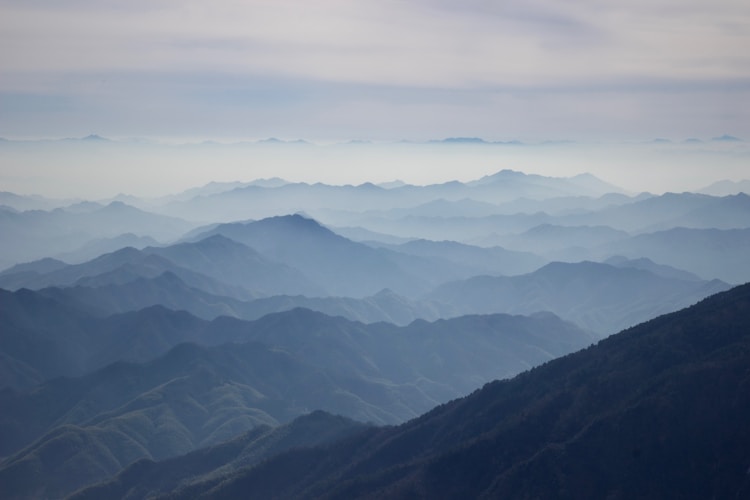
[1,0,749,140]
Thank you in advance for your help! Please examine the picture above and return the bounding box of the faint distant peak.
[248,177,289,188]
[257,137,310,145]
[698,179,750,196]
[82,134,108,141]
[466,169,535,186]
[376,179,407,189]
[63,201,104,213]
[711,134,743,142]
[432,137,489,144]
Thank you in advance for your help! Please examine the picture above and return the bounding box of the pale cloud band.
[0,0,749,140]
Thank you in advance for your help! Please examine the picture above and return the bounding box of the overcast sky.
[1,0,749,196]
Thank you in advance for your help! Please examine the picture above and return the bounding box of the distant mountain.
[340,212,557,242]
[604,255,702,281]
[698,178,750,196]
[53,232,159,263]
[371,197,506,218]
[483,224,629,260]
[562,192,750,232]
[466,169,623,198]
[595,227,750,283]
[380,239,546,277]
[135,283,750,500]
[489,191,652,216]
[712,133,743,141]
[143,234,325,296]
[0,191,69,211]
[0,287,591,394]
[328,225,414,245]
[155,170,624,223]
[0,201,196,270]
[36,273,454,326]
[0,257,67,276]
[426,261,730,335]
[192,214,432,297]
[663,192,750,229]
[0,246,255,300]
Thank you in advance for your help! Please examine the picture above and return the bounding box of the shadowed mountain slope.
[147,283,750,500]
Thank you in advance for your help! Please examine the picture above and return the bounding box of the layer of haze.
[1,139,748,199]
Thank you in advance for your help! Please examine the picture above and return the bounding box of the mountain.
[191,214,433,297]
[466,169,622,198]
[0,192,68,212]
[155,170,624,223]
[35,273,453,326]
[69,411,369,500]
[595,227,750,283]
[561,192,750,232]
[0,305,592,497]
[0,257,67,276]
[0,246,256,300]
[0,289,212,389]
[604,255,702,281]
[426,261,730,335]
[143,234,325,296]
[482,224,629,260]
[53,233,159,264]
[335,212,556,242]
[663,192,750,229]
[128,283,750,499]
[0,342,374,499]
[699,178,750,196]
[379,239,546,277]
[0,202,195,270]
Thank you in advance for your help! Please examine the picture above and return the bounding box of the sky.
[1,0,749,197]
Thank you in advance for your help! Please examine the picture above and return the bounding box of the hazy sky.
[1,0,749,196]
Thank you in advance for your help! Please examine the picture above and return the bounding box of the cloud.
[2,0,749,86]
[0,0,749,140]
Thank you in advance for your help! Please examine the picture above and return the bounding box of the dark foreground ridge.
[77,282,750,499]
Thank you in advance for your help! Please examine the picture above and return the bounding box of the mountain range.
[70,281,750,499]
[0,297,593,497]
[1,168,749,499]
